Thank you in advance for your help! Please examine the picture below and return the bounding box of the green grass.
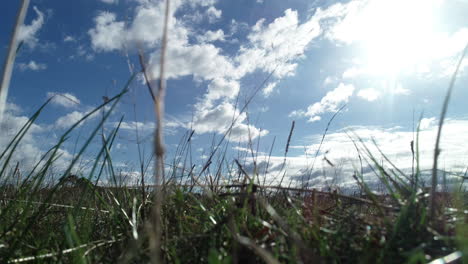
[0,88,467,263]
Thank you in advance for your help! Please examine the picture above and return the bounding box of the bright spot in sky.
[334,0,460,77]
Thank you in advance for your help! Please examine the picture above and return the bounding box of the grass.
[0,78,467,263]
[0,164,466,263]
[1,1,468,263]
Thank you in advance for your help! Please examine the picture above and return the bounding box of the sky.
[1,0,468,189]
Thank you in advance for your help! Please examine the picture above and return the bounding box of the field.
[0,91,467,262]
[0,167,467,263]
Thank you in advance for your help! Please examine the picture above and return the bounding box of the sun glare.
[349,0,444,76]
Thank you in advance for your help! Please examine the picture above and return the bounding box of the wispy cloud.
[63,35,75,42]
[17,6,44,49]
[18,60,47,71]
[357,88,380,101]
[100,0,118,4]
[290,83,354,122]
[262,82,278,97]
[46,92,81,108]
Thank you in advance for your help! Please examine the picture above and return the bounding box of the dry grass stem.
[0,0,30,122]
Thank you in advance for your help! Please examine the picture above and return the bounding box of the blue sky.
[1,0,468,188]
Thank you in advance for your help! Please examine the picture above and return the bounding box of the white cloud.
[187,0,217,7]
[116,121,155,131]
[191,101,238,134]
[262,82,278,97]
[109,118,182,138]
[191,101,268,142]
[18,60,47,71]
[235,9,322,79]
[88,12,125,52]
[17,6,44,49]
[206,6,222,23]
[245,118,468,188]
[230,123,268,142]
[63,35,75,42]
[393,84,411,95]
[197,29,225,43]
[0,111,46,173]
[357,88,380,101]
[100,0,118,4]
[323,76,337,85]
[259,106,269,113]
[291,83,354,122]
[46,92,81,108]
[55,111,86,129]
[229,19,249,35]
[205,78,240,102]
[54,109,100,129]
[420,117,436,130]
[77,45,95,61]
[342,66,364,79]
[149,43,235,81]
[5,102,22,115]
[316,119,468,173]
[0,109,74,177]
[87,2,325,141]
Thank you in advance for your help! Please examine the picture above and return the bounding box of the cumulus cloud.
[87,1,328,141]
[242,118,468,188]
[55,111,86,129]
[17,6,44,49]
[0,106,74,178]
[191,101,238,134]
[205,78,240,102]
[206,6,222,23]
[0,113,46,173]
[419,117,436,130]
[291,83,354,122]
[191,101,268,142]
[54,109,100,129]
[342,66,364,79]
[18,61,47,71]
[88,12,125,52]
[149,43,235,81]
[46,92,81,108]
[309,119,468,175]
[197,29,225,43]
[357,88,380,101]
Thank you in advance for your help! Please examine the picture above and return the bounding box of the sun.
[344,0,444,77]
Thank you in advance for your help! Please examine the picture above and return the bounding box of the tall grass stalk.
[138,0,171,262]
[0,0,30,122]
[430,42,468,221]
